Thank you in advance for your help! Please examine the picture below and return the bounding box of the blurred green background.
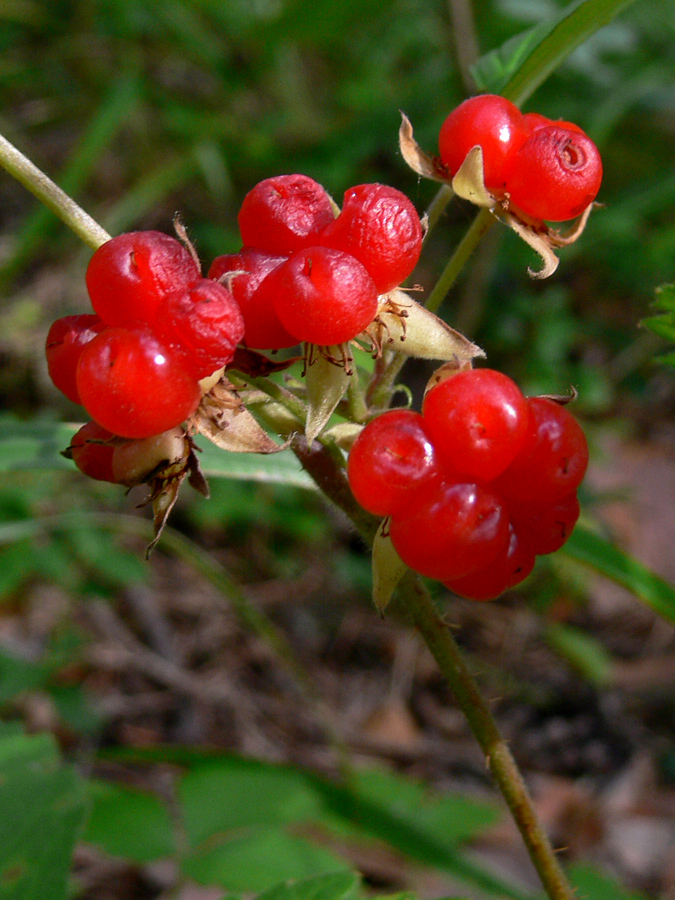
[1,1,675,897]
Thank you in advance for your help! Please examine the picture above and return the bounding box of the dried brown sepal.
[185,438,210,497]
[189,378,288,454]
[228,346,302,378]
[547,202,597,247]
[305,345,353,445]
[424,357,477,397]
[173,214,201,272]
[362,290,484,364]
[372,518,407,615]
[498,208,561,279]
[451,146,495,208]
[146,469,187,558]
[495,199,597,279]
[534,386,579,405]
[399,112,451,183]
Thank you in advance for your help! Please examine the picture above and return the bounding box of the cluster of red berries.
[438,94,602,221]
[208,174,423,349]
[46,230,245,440]
[347,368,588,601]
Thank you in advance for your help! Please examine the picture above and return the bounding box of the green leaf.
[182,827,352,893]
[653,283,675,312]
[472,0,639,106]
[0,541,40,601]
[179,758,324,848]
[544,622,613,686]
[83,780,175,863]
[198,438,314,490]
[254,871,361,900]
[562,526,675,625]
[0,729,86,900]
[0,415,315,490]
[0,417,75,473]
[641,315,675,341]
[568,862,648,900]
[0,648,50,703]
[312,769,530,900]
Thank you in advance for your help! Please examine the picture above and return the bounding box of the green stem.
[425,183,455,233]
[0,131,111,250]
[425,205,495,314]
[399,572,576,900]
[262,439,576,900]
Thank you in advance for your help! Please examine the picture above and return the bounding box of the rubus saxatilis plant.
[0,91,604,900]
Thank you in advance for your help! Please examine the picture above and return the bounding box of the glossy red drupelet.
[320,183,423,294]
[67,421,118,483]
[388,480,510,582]
[208,249,298,350]
[76,327,201,439]
[46,314,106,404]
[86,231,201,328]
[504,125,602,221]
[238,174,336,255]
[155,278,245,379]
[443,523,536,601]
[438,94,529,194]
[493,397,589,504]
[347,410,442,517]
[259,246,379,346]
[422,368,531,481]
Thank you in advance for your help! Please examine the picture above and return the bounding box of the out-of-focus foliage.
[0,2,674,899]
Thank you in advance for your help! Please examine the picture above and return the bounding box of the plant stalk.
[399,571,576,900]
[281,438,576,900]
[0,131,111,250]
[425,205,495,313]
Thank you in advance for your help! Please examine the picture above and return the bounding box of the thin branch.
[425,205,496,314]
[399,572,576,900]
[0,131,110,250]
[447,0,480,93]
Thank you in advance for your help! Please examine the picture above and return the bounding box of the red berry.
[86,231,200,328]
[504,125,602,221]
[46,314,106,404]
[347,410,443,517]
[493,397,588,504]
[522,112,584,135]
[67,421,117,483]
[259,246,379,346]
[155,278,245,380]
[438,95,529,194]
[389,480,509,581]
[208,249,298,350]
[443,524,535,601]
[238,174,335,255]
[422,368,530,482]
[509,491,580,556]
[320,184,423,294]
[76,327,201,439]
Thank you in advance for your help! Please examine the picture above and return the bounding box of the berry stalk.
[400,572,576,900]
[425,205,495,314]
[0,131,111,251]
[286,431,575,900]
